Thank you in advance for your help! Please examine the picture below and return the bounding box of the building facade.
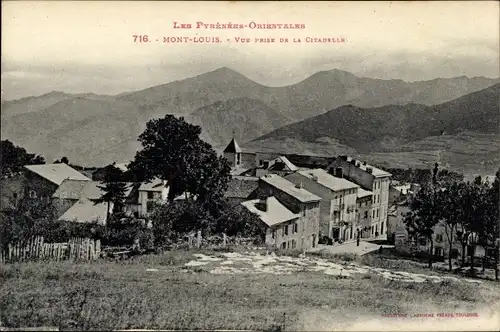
[284,169,360,242]
[327,156,392,239]
[251,174,322,250]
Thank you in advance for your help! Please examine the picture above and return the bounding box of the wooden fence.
[0,236,101,264]
[183,231,257,249]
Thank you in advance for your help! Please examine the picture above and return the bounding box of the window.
[376,209,379,218]
[236,153,241,165]
[282,227,286,237]
[147,191,154,199]
[435,234,443,242]
[272,230,276,239]
[293,223,298,233]
[281,242,287,249]
[284,225,289,236]
[302,208,306,217]
[259,160,264,166]
[291,240,296,249]
[381,222,384,235]
[364,211,368,219]
[29,190,37,198]
[372,210,375,218]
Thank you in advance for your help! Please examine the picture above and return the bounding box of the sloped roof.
[241,197,300,227]
[357,187,373,198]
[139,178,165,192]
[344,157,392,178]
[58,197,109,225]
[225,176,259,199]
[298,169,359,191]
[24,164,91,185]
[268,156,298,172]
[52,179,134,200]
[260,174,321,203]
[223,138,242,153]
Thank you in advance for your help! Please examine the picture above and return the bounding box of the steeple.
[223,135,242,153]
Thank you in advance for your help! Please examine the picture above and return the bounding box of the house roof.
[268,156,298,172]
[58,197,109,225]
[139,178,165,192]
[340,157,392,178]
[225,176,259,199]
[24,164,91,185]
[297,169,359,192]
[357,187,373,198]
[223,138,242,153]
[52,179,134,200]
[241,197,300,227]
[260,174,321,203]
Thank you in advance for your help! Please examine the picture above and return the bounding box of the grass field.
[1,250,499,331]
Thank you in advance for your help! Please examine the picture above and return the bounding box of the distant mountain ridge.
[1,67,499,166]
[253,83,500,153]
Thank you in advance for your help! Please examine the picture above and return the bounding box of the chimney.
[335,167,343,178]
[350,159,356,166]
[366,167,373,174]
[363,161,367,166]
[256,198,267,211]
[295,182,303,189]
[312,175,319,182]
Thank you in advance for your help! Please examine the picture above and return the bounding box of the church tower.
[223,136,242,167]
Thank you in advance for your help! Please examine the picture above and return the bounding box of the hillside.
[255,84,499,152]
[251,84,500,175]
[186,98,291,147]
[1,67,498,166]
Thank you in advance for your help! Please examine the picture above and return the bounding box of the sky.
[2,1,499,100]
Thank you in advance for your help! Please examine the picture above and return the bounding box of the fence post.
[96,239,101,259]
[196,230,201,249]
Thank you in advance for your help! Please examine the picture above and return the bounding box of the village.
[1,135,497,276]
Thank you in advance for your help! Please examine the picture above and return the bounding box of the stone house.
[23,163,91,204]
[326,156,392,240]
[284,169,360,242]
[52,179,135,225]
[248,174,322,250]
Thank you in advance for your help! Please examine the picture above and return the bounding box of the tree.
[92,163,128,222]
[61,156,69,164]
[128,115,231,205]
[484,170,499,281]
[0,140,45,178]
[404,184,443,268]
[440,181,464,271]
[453,180,488,272]
[403,163,443,269]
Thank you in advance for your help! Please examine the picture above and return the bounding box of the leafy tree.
[0,140,45,178]
[215,200,266,241]
[92,163,128,222]
[441,181,465,271]
[404,163,442,268]
[484,170,499,280]
[61,156,69,164]
[454,180,489,272]
[128,115,231,205]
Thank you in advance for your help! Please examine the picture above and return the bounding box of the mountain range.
[1,67,498,173]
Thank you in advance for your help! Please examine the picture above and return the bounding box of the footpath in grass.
[1,250,499,331]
